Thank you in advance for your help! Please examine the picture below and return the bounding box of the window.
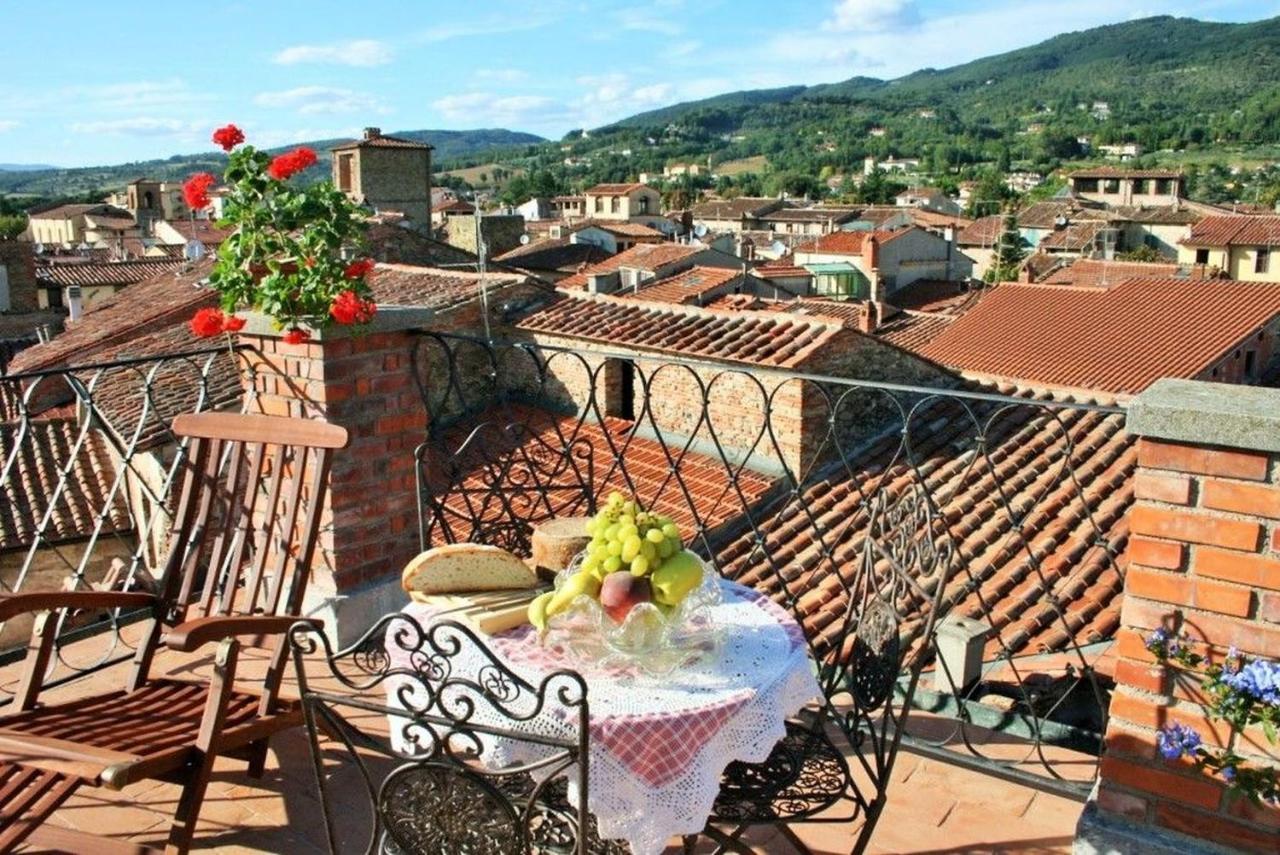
[594,197,604,213]
[602,358,637,420]
[1102,179,1120,194]
[1255,248,1270,274]
[611,196,620,214]
[1245,350,1257,378]
[638,196,649,214]
[1195,248,1210,265]
[337,154,353,191]
[1075,178,1099,193]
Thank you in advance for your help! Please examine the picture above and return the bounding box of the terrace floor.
[2,637,1090,854]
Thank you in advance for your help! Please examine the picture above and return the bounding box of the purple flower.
[1221,765,1236,783]
[1156,723,1202,760]
[1222,660,1280,707]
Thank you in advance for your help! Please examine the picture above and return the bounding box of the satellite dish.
[183,240,206,261]
[693,222,708,238]
[770,240,787,256]
[32,243,44,255]
[1054,216,1068,227]
[519,233,531,245]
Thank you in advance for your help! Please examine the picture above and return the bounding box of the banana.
[546,571,601,617]
[527,591,555,634]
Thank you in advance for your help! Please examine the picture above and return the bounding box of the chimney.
[363,127,382,140]
[66,285,84,322]
[858,300,879,334]
[863,234,880,275]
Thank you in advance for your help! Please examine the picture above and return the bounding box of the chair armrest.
[166,615,324,653]
[0,591,158,623]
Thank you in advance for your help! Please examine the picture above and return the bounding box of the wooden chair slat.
[218,440,268,615]
[243,442,288,612]
[200,439,245,615]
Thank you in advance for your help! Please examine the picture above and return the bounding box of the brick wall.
[0,240,38,312]
[237,310,431,628]
[1084,380,1280,854]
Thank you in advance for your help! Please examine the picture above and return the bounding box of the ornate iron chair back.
[746,483,958,848]
[289,614,593,855]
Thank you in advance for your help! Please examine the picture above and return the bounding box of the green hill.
[0,128,545,198]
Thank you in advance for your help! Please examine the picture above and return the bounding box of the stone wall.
[0,240,39,313]
[1076,379,1280,854]
[444,214,527,260]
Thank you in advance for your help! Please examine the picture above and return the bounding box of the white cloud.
[68,117,200,137]
[247,126,362,149]
[63,78,208,111]
[615,8,684,35]
[253,86,386,115]
[431,92,564,126]
[828,0,920,32]
[0,121,18,132]
[475,68,529,83]
[272,39,393,67]
[416,13,557,43]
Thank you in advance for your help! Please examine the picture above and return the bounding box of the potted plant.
[184,124,377,344]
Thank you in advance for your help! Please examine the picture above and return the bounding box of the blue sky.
[1,0,1276,167]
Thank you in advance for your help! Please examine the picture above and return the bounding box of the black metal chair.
[693,488,958,854]
[289,614,626,854]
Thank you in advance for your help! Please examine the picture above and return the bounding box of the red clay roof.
[558,243,703,290]
[369,264,523,312]
[584,183,650,195]
[717,385,1132,663]
[794,228,903,255]
[919,277,1280,394]
[1038,221,1113,252]
[35,259,185,288]
[889,279,982,315]
[569,219,665,238]
[10,259,217,375]
[331,133,430,151]
[622,266,742,305]
[956,215,1002,246]
[516,294,846,368]
[1038,259,1201,288]
[1182,215,1280,248]
[874,311,955,352]
[0,419,131,551]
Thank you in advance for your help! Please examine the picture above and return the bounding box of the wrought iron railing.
[0,344,248,696]
[411,331,1132,799]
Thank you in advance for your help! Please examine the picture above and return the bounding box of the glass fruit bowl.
[543,552,723,675]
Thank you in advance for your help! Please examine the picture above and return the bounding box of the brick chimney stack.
[863,233,880,273]
[363,127,382,140]
[858,300,879,334]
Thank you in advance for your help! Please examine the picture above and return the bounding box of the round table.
[387,579,820,855]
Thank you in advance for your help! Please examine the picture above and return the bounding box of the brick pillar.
[1076,379,1280,855]
[237,306,433,644]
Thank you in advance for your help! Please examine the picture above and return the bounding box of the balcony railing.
[0,330,1129,799]
[411,332,1131,798]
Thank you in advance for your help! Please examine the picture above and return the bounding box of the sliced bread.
[401,543,538,594]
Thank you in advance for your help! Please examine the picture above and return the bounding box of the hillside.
[0,127,544,198]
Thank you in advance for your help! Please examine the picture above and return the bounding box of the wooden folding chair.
[0,412,347,853]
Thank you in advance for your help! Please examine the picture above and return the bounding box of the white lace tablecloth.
[385,579,820,855]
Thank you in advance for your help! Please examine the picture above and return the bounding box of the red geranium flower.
[343,258,375,280]
[211,124,245,152]
[222,315,246,333]
[189,307,226,338]
[282,328,312,345]
[183,173,217,210]
[267,147,318,181]
[330,290,377,325]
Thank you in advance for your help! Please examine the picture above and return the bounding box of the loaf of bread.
[530,516,592,576]
[401,543,538,595]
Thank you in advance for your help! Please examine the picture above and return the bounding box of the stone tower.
[330,128,433,232]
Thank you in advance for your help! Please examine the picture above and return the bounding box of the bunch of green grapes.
[581,492,683,581]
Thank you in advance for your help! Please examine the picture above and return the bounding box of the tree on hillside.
[985,212,1028,283]
[0,214,26,240]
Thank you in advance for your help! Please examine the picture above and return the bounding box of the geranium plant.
[182,124,377,343]
[1146,628,1280,805]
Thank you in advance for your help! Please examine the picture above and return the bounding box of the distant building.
[550,195,586,222]
[864,156,921,176]
[690,197,786,233]
[442,213,525,261]
[1004,172,1044,193]
[1097,142,1142,161]
[25,204,139,250]
[1066,168,1185,206]
[792,226,972,300]
[331,127,433,231]
[894,187,961,216]
[1178,215,1280,282]
[583,183,662,223]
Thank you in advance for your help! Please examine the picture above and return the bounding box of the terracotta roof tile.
[584,183,650,195]
[10,259,217,375]
[1182,215,1280,248]
[919,277,1280,393]
[493,237,611,272]
[1038,221,1113,252]
[516,294,846,368]
[0,418,130,551]
[889,279,982,315]
[1038,259,1207,288]
[1068,167,1183,180]
[795,229,902,255]
[368,264,523,312]
[35,259,185,288]
[159,219,233,247]
[568,219,665,239]
[690,197,783,220]
[558,243,703,290]
[714,386,1132,664]
[621,266,742,305]
[956,215,1002,246]
[874,312,955,351]
[331,133,431,151]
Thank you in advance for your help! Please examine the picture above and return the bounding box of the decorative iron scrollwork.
[848,598,900,712]
[380,762,521,854]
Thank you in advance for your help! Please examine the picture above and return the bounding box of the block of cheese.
[529,516,592,576]
[401,543,538,595]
